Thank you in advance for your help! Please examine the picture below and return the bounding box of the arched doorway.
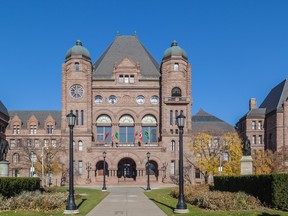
[146,160,159,181]
[117,158,137,180]
[95,160,109,176]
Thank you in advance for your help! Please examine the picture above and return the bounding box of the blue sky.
[1,0,288,125]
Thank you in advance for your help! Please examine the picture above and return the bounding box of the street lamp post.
[64,111,79,215]
[102,151,107,191]
[146,152,151,191]
[174,112,189,214]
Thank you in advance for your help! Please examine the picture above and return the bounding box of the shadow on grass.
[149,198,175,211]
[77,199,87,209]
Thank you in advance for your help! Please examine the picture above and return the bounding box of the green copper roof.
[163,41,187,59]
[66,40,91,60]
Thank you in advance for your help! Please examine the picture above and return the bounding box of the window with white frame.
[170,160,175,175]
[44,139,49,147]
[78,160,83,175]
[252,135,256,144]
[51,139,57,148]
[130,75,135,83]
[47,125,53,134]
[96,115,112,142]
[35,139,40,148]
[223,152,229,161]
[258,135,263,144]
[74,62,80,71]
[252,121,256,130]
[174,63,179,71]
[119,75,124,83]
[30,125,37,134]
[171,140,175,151]
[141,115,157,143]
[78,140,83,151]
[12,153,20,164]
[27,139,32,147]
[10,139,16,148]
[13,125,20,134]
[258,121,262,130]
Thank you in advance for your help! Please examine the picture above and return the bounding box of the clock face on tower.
[69,84,84,99]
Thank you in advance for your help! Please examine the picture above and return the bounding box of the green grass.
[145,188,288,216]
[0,187,109,216]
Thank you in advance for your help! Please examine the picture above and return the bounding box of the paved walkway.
[86,186,167,216]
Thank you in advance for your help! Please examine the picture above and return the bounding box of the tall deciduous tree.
[188,132,242,184]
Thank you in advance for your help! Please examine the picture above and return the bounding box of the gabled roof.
[8,110,61,129]
[192,108,235,135]
[0,101,9,121]
[93,35,160,79]
[260,79,288,113]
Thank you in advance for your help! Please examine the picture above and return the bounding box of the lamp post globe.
[64,110,79,214]
[102,151,107,191]
[174,112,189,213]
[146,152,151,191]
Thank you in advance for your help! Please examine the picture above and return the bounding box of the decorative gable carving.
[27,114,39,129]
[114,56,140,72]
[44,114,56,129]
[9,115,22,130]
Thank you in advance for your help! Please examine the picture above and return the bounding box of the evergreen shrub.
[214,173,288,211]
[0,177,41,197]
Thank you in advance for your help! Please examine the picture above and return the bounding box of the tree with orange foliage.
[188,132,242,184]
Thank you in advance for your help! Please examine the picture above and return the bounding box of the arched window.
[119,115,134,143]
[171,87,182,97]
[96,115,112,142]
[174,63,179,71]
[78,140,83,151]
[171,140,175,151]
[12,153,20,164]
[223,152,229,162]
[141,115,157,143]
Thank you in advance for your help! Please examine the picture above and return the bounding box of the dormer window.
[47,125,54,134]
[118,74,135,84]
[30,125,37,134]
[130,75,135,83]
[74,62,80,71]
[119,75,124,83]
[124,75,129,83]
[174,63,179,71]
[13,125,20,134]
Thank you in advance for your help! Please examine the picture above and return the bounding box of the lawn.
[0,187,109,216]
[145,188,288,216]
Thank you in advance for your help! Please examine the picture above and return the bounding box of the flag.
[144,131,149,139]
[104,132,110,140]
[115,132,119,140]
[139,132,143,141]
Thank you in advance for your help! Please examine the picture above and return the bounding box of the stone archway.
[146,160,159,180]
[117,157,137,180]
[95,160,109,176]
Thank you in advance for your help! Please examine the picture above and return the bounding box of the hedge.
[213,173,288,211]
[0,177,41,197]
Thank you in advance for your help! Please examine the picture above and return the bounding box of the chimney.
[249,98,257,110]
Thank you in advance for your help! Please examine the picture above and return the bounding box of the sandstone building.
[6,35,193,185]
[237,79,288,157]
